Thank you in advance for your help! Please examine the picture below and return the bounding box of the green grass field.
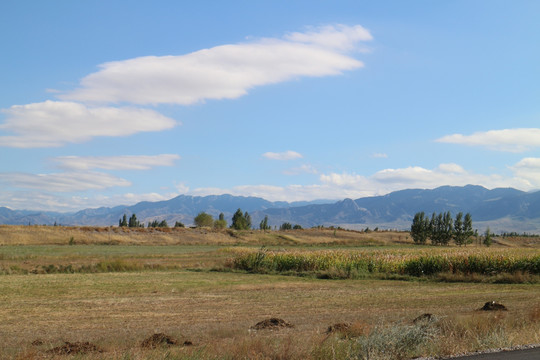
[1,226,539,359]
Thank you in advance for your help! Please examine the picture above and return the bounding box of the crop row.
[229,248,540,277]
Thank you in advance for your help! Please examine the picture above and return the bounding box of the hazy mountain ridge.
[2,185,540,232]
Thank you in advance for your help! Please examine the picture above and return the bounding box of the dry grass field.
[0,225,539,359]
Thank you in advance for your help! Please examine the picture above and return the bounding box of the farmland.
[0,225,539,359]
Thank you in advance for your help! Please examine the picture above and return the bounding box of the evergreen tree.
[280,222,292,230]
[259,215,270,231]
[244,211,252,229]
[119,214,128,227]
[174,221,185,228]
[128,214,141,228]
[410,211,430,244]
[453,212,465,246]
[231,209,251,230]
[483,227,493,247]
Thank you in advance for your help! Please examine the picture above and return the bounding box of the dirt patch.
[413,313,436,324]
[251,318,294,330]
[326,322,351,334]
[480,301,508,311]
[47,341,102,355]
[140,333,178,349]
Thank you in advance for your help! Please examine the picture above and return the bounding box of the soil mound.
[47,341,102,355]
[413,313,436,324]
[140,333,178,349]
[251,318,294,330]
[480,301,508,311]
[326,322,352,334]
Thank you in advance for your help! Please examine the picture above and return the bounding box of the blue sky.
[1,1,540,212]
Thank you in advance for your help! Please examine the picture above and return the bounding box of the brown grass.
[1,225,539,359]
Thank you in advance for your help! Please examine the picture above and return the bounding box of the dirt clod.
[480,301,508,311]
[47,341,102,355]
[413,313,436,323]
[326,322,352,334]
[251,317,294,330]
[140,333,178,349]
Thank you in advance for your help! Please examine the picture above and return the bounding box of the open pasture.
[0,226,539,359]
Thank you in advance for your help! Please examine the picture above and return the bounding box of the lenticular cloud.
[61,24,372,105]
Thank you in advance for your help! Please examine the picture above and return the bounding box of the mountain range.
[2,185,540,233]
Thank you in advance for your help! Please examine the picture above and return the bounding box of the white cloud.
[283,164,318,175]
[0,171,131,192]
[436,128,540,152]
[372,153,388,158]
[0,190,180,212]
[511,157,540,187]
[262,150,303,160]
[54,154,180,171]
[189,162,539,203]
[0,101,177,148]
[60,24,371,105]
[284,24,373,51]
[3,160,540,211]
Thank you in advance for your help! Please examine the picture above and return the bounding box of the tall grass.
[229,247,540,281]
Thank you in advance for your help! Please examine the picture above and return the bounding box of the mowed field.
[0,226,539,359]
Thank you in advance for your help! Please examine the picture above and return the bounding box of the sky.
[1,0,540,212]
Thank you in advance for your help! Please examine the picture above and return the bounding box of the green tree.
[259,216,270,231]
[244,211,252,229]
[429,211,453,245]
[280,222,292,230]
[483,227,493,247]
[231,209,251,230]
[214,213,227,229]
[454,212,474,246]
[194,212,214,228]
[293,224,303,230]
[174,221,185,228]
[119,214,128,227]
[410,211,430,244]
[159,220,168,228]
[128,214,141,228]
[453,212,465,246]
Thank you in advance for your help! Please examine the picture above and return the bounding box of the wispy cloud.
[283,164,318,175]
[54,154,180,171]
[60,24,371,105]
[0,171,131,192]
[262,150,303,161]
[0,190,179,212]
[436,128,540,152]
[372,153,388,158]
[284,24,372,51]
[0,101,176,148]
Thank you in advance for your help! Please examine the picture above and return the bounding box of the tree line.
[118,214,184,228]
[410,211,495,246]
[120,209,302,231]
[410,211,475,246]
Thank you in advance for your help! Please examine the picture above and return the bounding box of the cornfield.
[228,247,540,279]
